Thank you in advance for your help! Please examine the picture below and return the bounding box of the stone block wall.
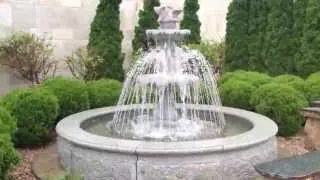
[0,0,230,95]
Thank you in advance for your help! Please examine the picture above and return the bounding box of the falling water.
[110,6,225,141]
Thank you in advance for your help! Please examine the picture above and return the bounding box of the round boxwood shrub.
[306,74,320,101]
[219,71,272,87]
[219,80,255,110]
[272,74,309,97]
[5,88,59,147]
[87,79,122,108]
[0,106,16,136]
[251,83,309,137]
[0,134,20,179]
[42,77,90,119]
[307,71,320,81]
[218,70,246,85]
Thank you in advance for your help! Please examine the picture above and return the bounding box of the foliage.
[219,71,272,87]
[248,0,268,72]
[272,74,309,97]
[180,0,201,44]
[251,83,308,137]
[42,77,89,119]
[188,41,225,72]
[132,0,160,52]
[219,80,255,110]
[306,73,320,101]
[0,135,20,180]
[65,48,103,81]
[0,106,16,136]
[4,88,59,147]
[293,0,309,75]
[298,0,320,77]
[0,32,57,85]
[264,0,294,75]
[88,0,124,81]
[87,79,122,109]
[225,0,250,71]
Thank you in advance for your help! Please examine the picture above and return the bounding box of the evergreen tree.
[180,0,201,44]
[225,0,250,71]
[298,0,320,77]
[264,0,294,75]
[248,0,268,72]
[132,0,160,52]
[88,0,124,81]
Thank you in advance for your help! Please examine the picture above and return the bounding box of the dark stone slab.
[255,151,320,179]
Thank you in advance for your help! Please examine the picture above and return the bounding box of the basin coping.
[56,105,278,155]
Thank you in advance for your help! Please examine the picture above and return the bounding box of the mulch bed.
[8,148,44,180]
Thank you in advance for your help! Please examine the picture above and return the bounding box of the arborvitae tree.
[225,0,250,71]
[88,0,124,81]
[263,0,294,75]
[298,0,320,77]
[132,0,160,52]
[248,0,268,72]
[180,0,201,44]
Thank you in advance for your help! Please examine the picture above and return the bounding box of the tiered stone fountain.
[56,6,278,180]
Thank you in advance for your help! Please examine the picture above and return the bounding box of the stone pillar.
[301,107,320,151]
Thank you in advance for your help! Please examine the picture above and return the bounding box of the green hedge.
[306,72,320,101]
[87,79,122,109]
[219,80,255,110]
[251,83,308,137]
[4,88,59,147]
[219,70,272,87]
[272,74,309,98]
[42,77,89,119]
[0,134,20,179]
[0,106,16,136]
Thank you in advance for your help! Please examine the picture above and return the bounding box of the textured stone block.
[0,3,12,27]
[38,0,60,6]
[52,28,73,40]
[60,0,82,8]
[12,6,36,28]
[36,6,78,28]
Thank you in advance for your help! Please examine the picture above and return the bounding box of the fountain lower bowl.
[56,105,278,180]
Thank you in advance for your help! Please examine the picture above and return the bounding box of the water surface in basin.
[82,111,253,141]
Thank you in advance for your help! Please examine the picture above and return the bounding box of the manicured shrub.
[0,134,20,179]
[132,0,160,52]
[4,88,59,147]
[272,75,309,97]
[251,83,308,137]
[225,0,249,71]
[219,71,272,87]
[248,0,268,72]
[0,106,16,136]
[219,80,255,110]
[306,73,320,101]
[293,0,309,73]
[87,79,122,108]
[298,0,320,77]
[88,0,124,81]
[181,0,201,44]
[264,0,295,75]
[42,77,90,119]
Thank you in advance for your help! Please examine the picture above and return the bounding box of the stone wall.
[0,0,230,94]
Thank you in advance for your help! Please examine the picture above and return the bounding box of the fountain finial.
[154,6,182,29]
